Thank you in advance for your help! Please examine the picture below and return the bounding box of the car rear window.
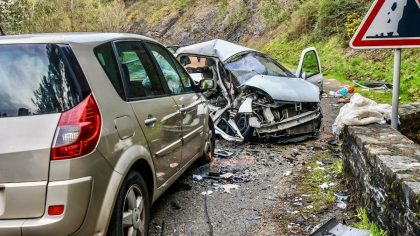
[0,44,90,118]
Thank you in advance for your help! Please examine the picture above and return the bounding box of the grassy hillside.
[257,0,420,104]
[125,0,419,104]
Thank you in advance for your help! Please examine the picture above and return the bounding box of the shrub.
[260,0,289,28]
[0,0,30,34]
[316,0,368,40]
[287,0,319,38]
[345,12,363,39]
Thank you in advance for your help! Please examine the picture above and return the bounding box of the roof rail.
[0,26,5,36]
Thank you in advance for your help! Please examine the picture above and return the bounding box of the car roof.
[175,39,257,62]
[0,32,158,46]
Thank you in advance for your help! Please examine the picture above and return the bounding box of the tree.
[0,0,29,34]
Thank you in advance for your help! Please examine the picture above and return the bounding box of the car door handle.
[144,116,157,126]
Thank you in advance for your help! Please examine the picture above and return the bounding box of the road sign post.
[391,48,401,129]
[350,0,420,130]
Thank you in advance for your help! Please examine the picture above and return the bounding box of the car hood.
[241,75,320,103]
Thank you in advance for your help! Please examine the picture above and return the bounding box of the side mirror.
[301,72,307,80]
[199,79,215,92]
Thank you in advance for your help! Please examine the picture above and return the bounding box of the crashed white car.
[175,40,323,142]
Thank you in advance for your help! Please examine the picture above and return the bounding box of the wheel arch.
[98,145,156,235]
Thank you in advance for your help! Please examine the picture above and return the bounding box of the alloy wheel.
[122,185,146,236]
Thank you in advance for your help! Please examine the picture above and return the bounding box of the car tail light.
[48,205,65,216]
[51,94,101,160]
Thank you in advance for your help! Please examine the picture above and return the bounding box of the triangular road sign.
[350,0,420,49]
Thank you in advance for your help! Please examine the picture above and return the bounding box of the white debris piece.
[319,182,335,190]
[193,174,203,181]
[337,201,347,209]
[222,184,240,193]
[201,190,213,195]
[283,170,292,176]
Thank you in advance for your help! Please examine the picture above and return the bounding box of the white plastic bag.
[332,93,392,135]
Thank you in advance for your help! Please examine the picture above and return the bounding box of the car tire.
[108,171,150,236]
[198,119,215,164]
[234,113,254,142]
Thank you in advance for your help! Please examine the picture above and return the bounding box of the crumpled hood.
[241,75,320,103]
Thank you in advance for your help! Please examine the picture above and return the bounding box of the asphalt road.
[148,79,344,236]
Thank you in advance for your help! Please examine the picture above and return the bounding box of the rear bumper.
[0,176,92,236]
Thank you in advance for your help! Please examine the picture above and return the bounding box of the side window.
[94,43,125,99]
[301,51,320,77]
[146,43,190,94]
[173,60,193,92]
[115,41,165,98]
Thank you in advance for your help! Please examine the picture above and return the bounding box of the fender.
[94,145,155,236]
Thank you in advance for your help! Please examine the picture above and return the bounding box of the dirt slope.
[126,0,289,45]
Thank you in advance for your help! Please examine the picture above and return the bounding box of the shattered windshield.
[225,52,294,84]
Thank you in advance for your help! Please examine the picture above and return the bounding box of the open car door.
[296,47,323,92]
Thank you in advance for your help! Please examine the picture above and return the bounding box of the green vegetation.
[0,0,127,34]
[258,0,419,104]
[354,208,388,236]
[299,152,343,214]
[299,152,387,234]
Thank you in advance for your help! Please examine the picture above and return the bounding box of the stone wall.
[342,124,420,235]
[399,102,420,144]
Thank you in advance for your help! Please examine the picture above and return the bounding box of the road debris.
[310,217,370,236]
[214,149,234,158]
[296,216,305,223]
[327,139,338,146]
[328,85,355,97]
[220,172,234,179]
[353,80,392,91]
[319,182,335,190]
[264,196,277,201]
[337,97,351,103]
[337,201,347,209]
[321,160,334,165]
[283,170,292,176]
[193,174,204,181]
[334,193,351,201]
[288,222,299,229]
[222,184,240,193]
[246,215,262,221]
[201,190,214,196]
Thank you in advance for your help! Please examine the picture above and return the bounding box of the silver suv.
[0,33,215,236]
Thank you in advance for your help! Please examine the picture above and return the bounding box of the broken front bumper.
[255,108,322,139]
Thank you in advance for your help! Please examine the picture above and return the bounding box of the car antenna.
[0,26,5,36]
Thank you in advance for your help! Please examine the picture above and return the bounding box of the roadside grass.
[354,208,388,236]
[259,35,420,105]
[299,151,342,216]
[296,150,385,235]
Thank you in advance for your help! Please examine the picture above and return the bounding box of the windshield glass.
[225,52,294,84]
